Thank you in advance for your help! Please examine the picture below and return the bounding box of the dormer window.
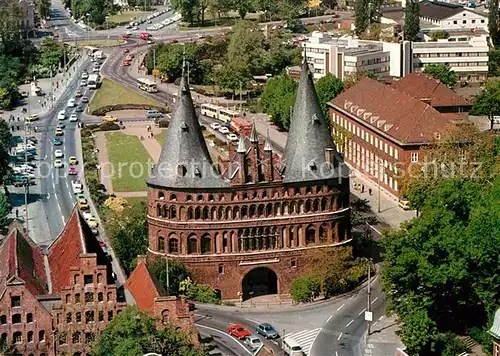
[194,168,201,177]
[177,164,186,176]
[309,161,317,170]
[181,123,188,132]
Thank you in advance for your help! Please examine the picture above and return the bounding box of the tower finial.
[249,121,258,143]
[264,129,272,151]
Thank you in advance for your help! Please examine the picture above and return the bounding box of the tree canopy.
[92,306,203,356]
[404,0,420,41]
[423,63,457,88]
[259,75,297,130]
[315,73,344,118]
[489,0,499,47]
[471,78,500,130]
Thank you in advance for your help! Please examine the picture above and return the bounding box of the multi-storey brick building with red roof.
[0,210,127,355]
[328,74,467,199]
[146,60,351,301]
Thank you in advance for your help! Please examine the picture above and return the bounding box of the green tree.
[0,192,10,228]
[34,0,51,19]
[354,0,369,36]
[488,49,500,76]
[93,306,202,356]
[404,0,420,41]
[179,277,221,304]
[315,73,344,118]
[148,258,190,297]
[423,63,457,87]
[398,306,439,355]
[39,38,64,71]
[489,0,499,48]
[471,78,500,130]
[429,29,449,41]
[171,0,199,24]
[234,0,252,19]
[259,75,297,130]
[290,275,321,303]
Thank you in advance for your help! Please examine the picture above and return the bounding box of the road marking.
[285,328,321,355]
[337,332,343,341]
[244,318,261,325]
[194,324,252,355]
[67,182,73,201]
[335,352,339,356]
[337,304,345,311]
[52,180,56,190]
[345,320,354,328]
[371,297,379,304]
[326,315,333,323]
[378,315,384,321]
[359,309,366,316]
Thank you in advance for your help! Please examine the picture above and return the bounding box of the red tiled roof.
[0,223,48,296]
[391,73,470,107]
[125,259,161,312]
[47,210,86,293]
[330,78,453,144]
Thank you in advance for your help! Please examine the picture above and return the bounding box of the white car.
[72,180,82,194]
[226,133,238,141]
[70,113,78,122]
[81,72,89,79]
[54,149,64,158]
[210,122,221,130]
[67,99,75,108]
[80,80,87,87]
[54,159,63,168]
[218,126,229,134]
[57,110,66,120]
[133,26,139,30]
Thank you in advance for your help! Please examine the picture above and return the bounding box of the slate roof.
[146,68,229,189]
[419,1,467,20]
[283,59,347,183]
[125,257,166,312]
[330,77,453,144]
[391,73,470,107]
[0,222,48,296]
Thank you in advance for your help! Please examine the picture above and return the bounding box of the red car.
[227,324,251,339]
[68,167,78,175]
[121,60,131,66]
[187,301,195,311]
[122,33,130,39]
[123,48,130,53]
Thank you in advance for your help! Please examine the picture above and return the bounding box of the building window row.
[1,330,45,345]
[1,312,33,325]
[73,272,104,286]
[66,310,114,324]
[414,51,488,59]
[65,291,112,304]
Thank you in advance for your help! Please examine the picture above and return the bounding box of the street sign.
[152,69,160,76]
[365,311,373,322]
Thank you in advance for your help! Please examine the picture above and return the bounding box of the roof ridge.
[74,207,87,253]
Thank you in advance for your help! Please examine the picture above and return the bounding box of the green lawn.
[105,132,151,192]
[108,11,152,24]
[155,129,167,146]
[89,78,161,114]
[77,39,125,47]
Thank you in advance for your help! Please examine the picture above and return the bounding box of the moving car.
[244,335,263,352]
[25,114,39,122]
[67,98,75,108]
[74,90,82,97]
[81,96,89,103]
[70,113,78,122]
[102,115,118,122]
[55,128,63,136]
[81,72,89,79]
[72,181,83,194]
[54,149,63,158]
[78,198,89,210]
[54,159,63,168]
[210,122,221,130]
[121,60,131,66]
[68,167,78,175]
[227,324,251,339]
[69,156,78,165]
[53,137,63,145]
[187,301,195,311]
[57,110,66,120]
[123,48,130,53]
[256,323,279,339]
[75,104,84,112]
[226,133,238,141]
[145,110,162,119]
[56,123,65,129]
[80,80,87,87]
[218,126,229,134]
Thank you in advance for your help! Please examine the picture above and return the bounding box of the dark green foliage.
[423,63,457,87]
[315,73,344,118]
[404,0,420,41]
[148,258,190,297]
[290,275,321,303]
[99,122,121,131]
[489,0,499,48]
[93,306,203,356]
[354,0,370,36]
[471,79,500,130]
[0,192,11,228]
[259,75,297,130]
[488,49,500,76]
[38,38,65,71]
[429,30,449,41]
[179,277,221,304]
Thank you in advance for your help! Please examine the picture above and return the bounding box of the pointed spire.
[264,130,272,151]
[283,53,344,183]
[249,122,259,143]
[147,69,228,189]
[237,135,247,153]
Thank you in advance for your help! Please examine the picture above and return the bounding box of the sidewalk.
[363,316,404,356]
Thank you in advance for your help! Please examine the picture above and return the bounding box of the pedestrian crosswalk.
[284,328,322,355]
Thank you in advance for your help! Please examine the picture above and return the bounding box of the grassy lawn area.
[180,12,259,29]
[89,78,161,113]
[108,11,151,24]
[77,39,124,47]
[155,129,167,146]
[105,132,151,192]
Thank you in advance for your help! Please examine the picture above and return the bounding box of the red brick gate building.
[146,61,351,301]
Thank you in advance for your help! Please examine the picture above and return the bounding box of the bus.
[137,77,158,93]
[200,103,221,120]
[219,108,240,123]
[87,74,100,89]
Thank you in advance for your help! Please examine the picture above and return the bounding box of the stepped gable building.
[146,61,351,301]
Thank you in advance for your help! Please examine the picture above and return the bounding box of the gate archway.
[242,267,278,301]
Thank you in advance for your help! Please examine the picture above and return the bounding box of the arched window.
[211,207,217,219]
[74,274,79,285]
[313,199,320,212]
[225,207,231,219]
[12,314,21,324]
[157,204,162,217]
[233,206,239,219]
[266,203,272,217]
[27,313,33,323]
[158,192,165,200]
[319,224,327,243]
[197,194,203,202]
[66,312,72,323]
[305,200,312,212]
[321,197,328,211]
[13,331,22,344]
[188,235,198,254]
[186,194,192,201]
[170,193,177,201]
[0,333,6,343]
[98,292,103,302]
[290,201,296,214]
[107,292,112,301]
[201,235,212,254]
[170,206,177,219]
[249,205,256,217]
[161,309,169,324]
[258,204,264,217]
[282,202,289,215]
[209,194,214,202]
[187,207,193,220]
[97,273,103,284]
[65,294,70,303]
[274,202,281,215]
[0,315,6,325]
[195,207,201,219]
[306,225,315,245]
[169,238,179,253]
[158,236,165,252]
[203,207,209,220]
[218,207,223,219]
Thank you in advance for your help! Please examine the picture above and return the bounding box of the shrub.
[99,122,121,131]
[158,120,169,128]
[179,277,221,304]
[290,275,321,303]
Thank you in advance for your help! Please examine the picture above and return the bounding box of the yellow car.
[78,198,89,210]
[69,156,78,165]
[55,128,63,136]
[102,115,118,122]
[74,90,82,97]
[25,114,39,122]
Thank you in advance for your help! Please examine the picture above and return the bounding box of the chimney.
[237,136,247,184]
[325,148,335,167]
[264,131,274,181]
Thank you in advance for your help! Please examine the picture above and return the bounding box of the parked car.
[81,96,89,103]
[244,335,263,352]
[145,110,163,119]
[210,122,221,130]
[54,159,63,168]
[228,324,251,339]
[75,104,84,112]
[226,133,238,141]
[68,167,78,175]
[70,113,78,122]
[53,137,63,145]
[57,110,66,120]
[218,126,229,134]
[69,156,78,165]
[54,149,64,158]
[256,323,279,339]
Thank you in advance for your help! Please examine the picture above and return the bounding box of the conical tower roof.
[283,59,345,183]
[146,69,229,189]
